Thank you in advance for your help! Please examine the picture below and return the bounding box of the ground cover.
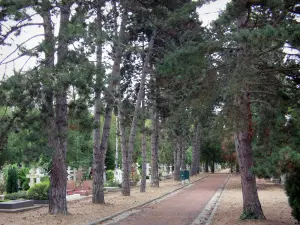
[212,175,296,225]
[0,174,206,225]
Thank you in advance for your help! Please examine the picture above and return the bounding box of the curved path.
[101,173,229,225]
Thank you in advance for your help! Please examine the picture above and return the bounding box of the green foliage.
[6,166,18,194]
[4,191,27,200]
[131,172,140,183]
[18,166,29,191]
[0,183,5,194]
[285,166,300,222]
[41,176,50,183]
[240,210,260,220]
[104,179,120,188]
[27,181,50,200]
[105,170,114,181]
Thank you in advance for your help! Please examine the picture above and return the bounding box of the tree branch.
[250,100,272,107]
[0,34,44,65]
[248,91,276,96]
[0,23,44,45]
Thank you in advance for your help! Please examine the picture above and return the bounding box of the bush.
[104,179,121,187]
[131,172,140,183]
[4,191,27,200]
[27,181,50,200]
[18,167,29,190]
[0,183,5,194]
[6,166,19,194]
[285,166,300,222]
[41,176,50,183]
[22,179,30,191]
[106,170,114,181]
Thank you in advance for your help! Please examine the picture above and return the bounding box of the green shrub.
[27,181,50,200]
[131,172,140,183]
[4,191,27,200]
[41,176,50,183]
[285,166,300,222]
[6,166,19,194]
[22,179,30,191]
[106,170,114,181]
[104,179,121,187]
[18,167,29,190]
[0,183,5,194]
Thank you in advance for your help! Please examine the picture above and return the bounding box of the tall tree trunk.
[115,113,119,169]
[94,0,128,200]
[235,1,265,219]
[150,107,159,187]
[210,161,215,173]
[191,124,200,176]
[92,0,105,204]
[122,34,155,195]
[41,0,55,152]
[118,107,130,195]
[205,160,209,173]
[140,98,147,192]
[174,138,182,181]
[49,1,70,215]
[196,126,201,174]
[180,147,186,170]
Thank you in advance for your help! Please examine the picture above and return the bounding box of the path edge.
[85,174,210,225]
[191,174,232,225]
[205,174,231,225]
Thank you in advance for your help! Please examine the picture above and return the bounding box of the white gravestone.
[169,165,173,175]
[67,166,77,181]
[159,164,164,176]
[146,163,151,177]
[135,163,140,175]
[162,164,168,176]
[114,168,123,183]
[26,168,46,188]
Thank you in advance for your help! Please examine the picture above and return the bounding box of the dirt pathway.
[100,174,229,225]
[211,175,296,225]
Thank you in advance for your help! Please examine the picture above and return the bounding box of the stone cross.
[26,168,36,187]
[146,163,151,176]
[114,168,123,183]
[67,166,77,181]
[26,168,46,188]
[169,165,173,175]
[35,167,45,183]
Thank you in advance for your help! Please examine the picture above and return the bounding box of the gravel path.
[99,174,229,225]
[0,174,207,225]
[211,175,297,225]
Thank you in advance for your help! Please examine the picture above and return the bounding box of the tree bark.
[234,1,265,219]
[140,98,147,192]
[40,0,55,152]
[122,34,155,194]
[191,125,198,176]
[49,1,71,215]
[115,113,119,169]
[92,0,105,204]
[236,130,264,219]
[205,160,209,173]
[93,0,128,199]
[174,137,182,181]
[150,107,159,187]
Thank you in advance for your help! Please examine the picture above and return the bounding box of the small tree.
[6,166,18,193]
[285,166,300,222]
